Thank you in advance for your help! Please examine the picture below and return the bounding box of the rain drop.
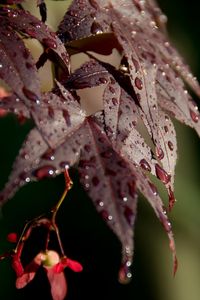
[168,186,175,211]
[190,109,199,123]
[124,205,134,225]
[168,141,174,151]
[42,149,55,161]
[118,260,132,284]
[135,77,143,90]
[62,109,71,126]
[22,87,40,104]
[92,176,100,186]
[155,164,171,184]
[91,21,103,34]
[33,165,56,179]
[156,147,164,160]
[140,159,151,172]
[112,98,118,106]
[148,181,158,196]
[42,38,57,49]
[59,161,69,169]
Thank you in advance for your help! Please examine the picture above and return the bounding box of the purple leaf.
[65,59,109,90]
[102,75,139,144]
[0,94,30,118]
[79,118,138,270]
[57,0,110,44]
[157,75,200,136]
[0,129,48,204]
[0,7,69,72]
[31,89,86,149]
[0,24,41,108]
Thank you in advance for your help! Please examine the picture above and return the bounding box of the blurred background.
[0,0,200,299]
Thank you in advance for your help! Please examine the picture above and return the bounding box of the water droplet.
[118,261,132,284]
[155,164,171,184]
[33,165,56,179]
[19,172,30,182]
[101,150,113,158]
[168,186,175,211]
[109,86,115,94]
[62,109,71,126]
[89,0,99,9]
[128,181,136,198]
[155,147,164,160]
[42,149,55,161]
[99,77,107,84]
[96,200,104,207]
[48,107,54,118]
[139,159,151,172]
[42,38,57,49]
[68,9,78,17]
[164,125,168,133]
[159,211,172,232]
[0,63,2,68]
[122,197,128,202]
[91,21,103,34]
[25,62,32,69]
[105,168,117,176]
[112,98,118,106]
[84,144,91,152]
[124,205,134,225]
[190,109,199,123]
[100,210,110,221]
[26,28,36,37]
[135,77,143,90]
[22,87,40,104]
[165,115,169,121]
[92,176,100,186]
[119,64,128,73]
[148,181,158,196]
[79,159,94,168]
[59,161,69,169]
[23,49,30,59]
[168,141,174,151]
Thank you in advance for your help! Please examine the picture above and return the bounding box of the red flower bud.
[7,232,18,243]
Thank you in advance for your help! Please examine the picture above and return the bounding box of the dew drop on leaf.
[139,159,151,172]
[134,77,143,90]
[148,181,158,196]
[168,141,174,151]
[33,165,56,179]
[91,21,103,34]
[190,109,199,123]
[155,146,164,160]
[42,38,57,49]
[168,186,176,211]
[118,260,132,284]
[155,164,171,184]
[22,87,40,104]
[62,109,71,127]
[124,205,134,225]
[92,176,100,186]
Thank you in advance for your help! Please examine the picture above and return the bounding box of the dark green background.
[1,0,200,299]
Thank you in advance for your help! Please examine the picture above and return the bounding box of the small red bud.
[7,232,18,243]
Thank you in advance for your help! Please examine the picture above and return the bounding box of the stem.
[51,170,73,223]
[50,170,73,255]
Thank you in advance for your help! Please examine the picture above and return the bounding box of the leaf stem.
[51,169,73,223]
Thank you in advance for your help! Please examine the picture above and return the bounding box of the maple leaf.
[0,0,200,284]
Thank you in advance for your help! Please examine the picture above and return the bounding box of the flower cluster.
[0,170,82,300]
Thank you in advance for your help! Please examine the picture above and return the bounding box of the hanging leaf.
[0,7,70,72]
